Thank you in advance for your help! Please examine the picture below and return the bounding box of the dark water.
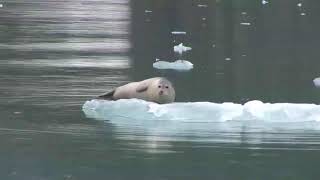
[2,0,320,179]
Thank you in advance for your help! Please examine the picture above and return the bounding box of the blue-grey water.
[2,0,320,179]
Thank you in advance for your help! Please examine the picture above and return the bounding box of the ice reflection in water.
[1,0,320,179]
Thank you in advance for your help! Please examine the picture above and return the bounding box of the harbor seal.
[98,77,175,104]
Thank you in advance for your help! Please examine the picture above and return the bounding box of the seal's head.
[149,78,175,104]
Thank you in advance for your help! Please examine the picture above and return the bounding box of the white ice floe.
[174,43,192,54]
[297,3,302,7]
[197,4,208,8]
[240,22,251,26]
[145,10,152,13]
[300,13,306,16]
[82,99,320,122]
[0,4,3,8]
[153,60,193,71]
[225,58,231,61]
[171,31,187,35]
[313,77,320,87]
[262,0,269,5]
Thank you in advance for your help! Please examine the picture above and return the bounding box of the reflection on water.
[83,99,320,154]
[0,0,131,109]
[1,0,320,179]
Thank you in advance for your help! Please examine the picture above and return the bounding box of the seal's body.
[98,77,175,104]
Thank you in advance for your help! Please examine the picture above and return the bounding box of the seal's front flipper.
[136,82,148,93]
[97,90,115,100]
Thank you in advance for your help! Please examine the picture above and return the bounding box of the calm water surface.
[1,0,320,179]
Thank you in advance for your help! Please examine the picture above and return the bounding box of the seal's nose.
[159,90,164,95]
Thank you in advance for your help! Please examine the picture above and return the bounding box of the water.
[2,0,320,179]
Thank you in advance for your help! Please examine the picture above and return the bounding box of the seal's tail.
[96,90,115,100]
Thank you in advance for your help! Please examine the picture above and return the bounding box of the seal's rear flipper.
[96,90,115,100]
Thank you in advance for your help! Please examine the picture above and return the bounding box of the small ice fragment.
[153,60,193,71]
[202,17,206,21]
[174,43,192,54]
[225,58,231,61]
[145,10,152,13]
[240,22,251,26]
[262,0,268,5]
[313,77,320,87]
[155,58,160,62]
[212,44,216,48]
[297,3,302,7]
[300,13,306,16]
[242,54,247,57]
[197,4,208,8]
[171,31,187,35]
[14,112,22,114]
[241,12,247,15]
[0,4,3,8]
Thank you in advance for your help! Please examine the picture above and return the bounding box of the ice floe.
[174,43,192,54]
[153,60,193,71]
[82,99,320,122]
[171,31,187,35]
[240,22,251,26]
[313,77,320,87]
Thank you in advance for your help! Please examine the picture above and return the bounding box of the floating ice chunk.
[82,99,320,122]
[0,4,3,8]
[300,13,306,16]
[262,0,269,5]
[313,77,320,87]
[145,10,152,13]
[197,4,208,8]
[240,22,251,26]
[202,17,206,21]
[174,43,192,54]
[225,58,231,61]
[297,3,302,7]
[153,60,193,71]
[241,12,247,15]
[171,31,187,35]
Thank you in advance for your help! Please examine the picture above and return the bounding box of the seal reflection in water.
[98,77,175,104]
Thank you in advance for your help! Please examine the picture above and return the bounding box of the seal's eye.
[165,86,169,89]
[158,85,161,88]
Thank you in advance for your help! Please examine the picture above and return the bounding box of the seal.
[97,77,175,104]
